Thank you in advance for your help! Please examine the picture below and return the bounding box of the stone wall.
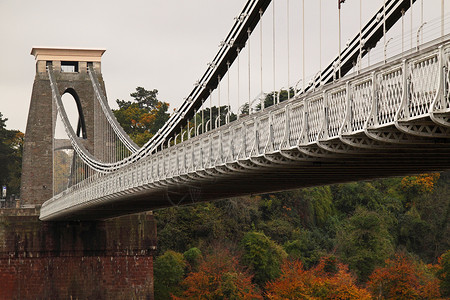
[0,210,156,299]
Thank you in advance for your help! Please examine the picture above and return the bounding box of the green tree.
[284,229,328,269]
[113,87,170,146]
[336,207,394,282]
[194,106,237,133]
[400,173,450,262]
[184,247,202,272]
[153,250,186,300]
[155,203,227,255]
[116,86,158,110]
[5,130,23,196]
[240,231,287,286]
[0,113,23,197]
[0,112,13,186]
[332,182,384,216]
[260,88,292,110]
[437,250,450,297]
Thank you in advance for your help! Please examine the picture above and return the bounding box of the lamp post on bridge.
[1,185,6,208]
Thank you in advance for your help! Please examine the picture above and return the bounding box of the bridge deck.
[41,37,450,221]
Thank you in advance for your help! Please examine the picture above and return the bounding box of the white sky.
[0,0,446,132]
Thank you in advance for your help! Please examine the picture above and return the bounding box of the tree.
[260,89,292,110]
[240,231,287,286]
[193,106,237,134]
[153,250,186,300]
[401,173,441,195]
[53,150,72,193]
[113,87,170,146]
[4,130,23,196]
[331,182,385,216]
[183,247,202,272]
[265,257,371,299]
[336,207,394,282]
[0,112,12,186]
[0,112,24,197]
[397,172,449,262]
[437,250,450,297]
[368,253,441,299]
[155,202,228,255]
[174,249,262,299]
[283,229,328,269]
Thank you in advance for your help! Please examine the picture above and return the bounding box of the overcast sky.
[0,0,446,132]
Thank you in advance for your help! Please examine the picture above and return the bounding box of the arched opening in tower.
[60,88,87,139]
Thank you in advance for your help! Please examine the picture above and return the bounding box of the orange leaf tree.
[367,253,441,299]
[173,249,262,299]
[265,257,371,299]
[401,173,440,195]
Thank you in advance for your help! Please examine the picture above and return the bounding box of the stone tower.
[21,48,106,206]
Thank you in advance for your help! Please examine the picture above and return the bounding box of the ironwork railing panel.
[272,109,286,151]
[233,125,244,160]
[287,103,304,148]
[244,120,256,157]
[257,116,270,154]
[350,77,373,132]
[376,66,404,125]
[327,87,347,138]
[407,52,440,119]
[222,129,231,163]
[306,95,325,144]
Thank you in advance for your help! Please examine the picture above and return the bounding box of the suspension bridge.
[20,0,450,221]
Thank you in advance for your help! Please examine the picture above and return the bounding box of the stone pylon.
[21,48,107,206]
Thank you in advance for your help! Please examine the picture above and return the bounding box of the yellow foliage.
[401,173,440,194]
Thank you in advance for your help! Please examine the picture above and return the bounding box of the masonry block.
[0,210,156,299]
[21,48,108,206]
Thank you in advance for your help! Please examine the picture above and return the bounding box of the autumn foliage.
[367,253,442,299]
[173,249,262,299]
[401,173,440,194]
[265,257,371,299]
[436,250,450,297]
[113,87,170,146]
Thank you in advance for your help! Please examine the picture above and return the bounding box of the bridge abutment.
[0,210,156,299]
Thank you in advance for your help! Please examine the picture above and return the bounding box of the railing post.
[430,45,446,118]
[254,117,259,155]
[242,122,247,159]
[339,82,351,136]
[268,113,274,153]
[323,91,329,139]
[281,105,290,150]
[218,131,223,163]
[300,99,309,146]
[396,59,410,122]
[371,71,379,127]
